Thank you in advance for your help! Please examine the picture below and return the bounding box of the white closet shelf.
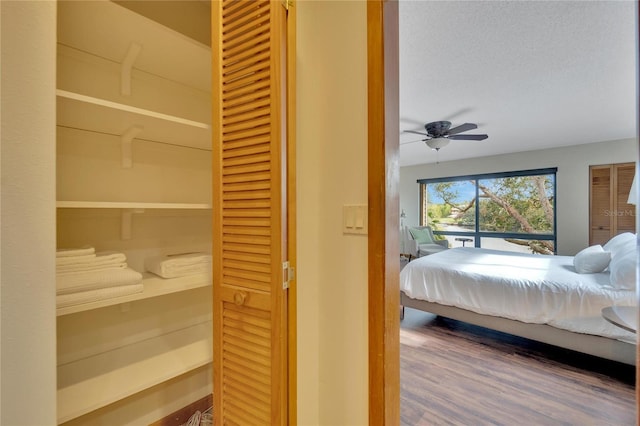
[58,0,211,92]
[57,272,212,316]
[57,321,213,424]
[57,90,211,150]
[56,201,212,209]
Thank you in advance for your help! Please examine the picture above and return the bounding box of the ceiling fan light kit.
[426,137,450,150]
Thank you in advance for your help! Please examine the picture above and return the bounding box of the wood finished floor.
[400,308,636,426]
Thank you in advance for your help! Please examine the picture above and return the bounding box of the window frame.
[418,167,558,253]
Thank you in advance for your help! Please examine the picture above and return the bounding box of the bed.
[399,238,638,365]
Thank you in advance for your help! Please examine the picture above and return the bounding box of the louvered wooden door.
[212,1,291,424]
[589,162,636,246]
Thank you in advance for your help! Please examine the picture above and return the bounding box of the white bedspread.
[400,247,636,343]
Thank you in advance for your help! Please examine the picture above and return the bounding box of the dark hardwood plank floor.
[400,308,636,425]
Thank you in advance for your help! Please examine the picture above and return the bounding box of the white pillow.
[609,249,637,290]
[573,245,611,274]
[603,232,636,259]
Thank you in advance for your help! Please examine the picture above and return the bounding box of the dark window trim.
[419,167,558,253]
[417,167,558,185]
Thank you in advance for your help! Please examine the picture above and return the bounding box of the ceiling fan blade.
[402,130,428,136]
[447,123,477,135]
[400,117,426,127]
[441,108,474,122]
[449,134,488,141]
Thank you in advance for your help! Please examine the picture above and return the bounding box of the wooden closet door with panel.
[212,1,294,424]
[589,162,636,246]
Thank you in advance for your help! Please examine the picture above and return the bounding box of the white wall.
[0,1,57,424]
[400,139,637,255]
[297,1,369,424]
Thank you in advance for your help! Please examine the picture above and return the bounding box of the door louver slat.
[223,153,271,168]
[225,180,269,192]
[222,4,269,36]
[224,96,271,119]
[222,170,271,182]
[223,397,270,424]
[224,32,271,59]
[222,71,270,96]
[220,296,272,419]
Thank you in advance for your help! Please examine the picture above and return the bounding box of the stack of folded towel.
[56,247,143,308]
[144,252,212,279]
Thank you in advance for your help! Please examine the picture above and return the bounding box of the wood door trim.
[367,1,400,425]
[286,1,297,424]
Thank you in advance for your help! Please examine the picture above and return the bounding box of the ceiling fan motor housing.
[425,121,452,136]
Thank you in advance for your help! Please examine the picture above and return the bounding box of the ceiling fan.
[403,121,488,151]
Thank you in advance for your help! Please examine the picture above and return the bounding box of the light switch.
[345,206,355,228]
[343,204,368,235]
[355,205,365,228]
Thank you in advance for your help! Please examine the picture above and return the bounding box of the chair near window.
[401,226,449,259]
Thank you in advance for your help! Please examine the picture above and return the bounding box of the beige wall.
[297,1,369,424]
[113,1,211,47]
[400,138,637,255]
[0,1,58,424]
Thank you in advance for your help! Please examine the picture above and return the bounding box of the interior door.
[212,1,292,424]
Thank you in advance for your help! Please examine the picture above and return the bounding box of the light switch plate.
[343,204,368,235]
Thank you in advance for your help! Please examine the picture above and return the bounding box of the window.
[419,168,557,254]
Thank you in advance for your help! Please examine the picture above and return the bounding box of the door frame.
[367,1,400,425]
[286,1,297,423]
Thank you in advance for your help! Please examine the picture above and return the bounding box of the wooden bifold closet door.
[589,162,636,246]
[212,1,293,424]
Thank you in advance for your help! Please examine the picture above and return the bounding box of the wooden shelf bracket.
[121,42,142,96]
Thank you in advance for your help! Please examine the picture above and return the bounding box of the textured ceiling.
[399,0,637,167]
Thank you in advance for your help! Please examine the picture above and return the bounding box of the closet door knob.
[233,291,247,306]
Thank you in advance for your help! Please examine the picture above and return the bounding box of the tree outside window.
[419,169,556,254]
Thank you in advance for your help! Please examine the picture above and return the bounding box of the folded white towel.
[56,251,125,266]
[56,254,96,265]
[56,246,95,258]
[57,263,128,276]
[56,283,144,308]
[56,252,127,274]
[56,267,142,295]
[145,252,212,279]
[147,263,211,279]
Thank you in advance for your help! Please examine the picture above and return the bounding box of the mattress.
[400,247,636,343]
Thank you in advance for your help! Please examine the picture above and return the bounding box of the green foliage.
[431,182,458,204]
[427,203,451,221]
[478,176,553,233]
[427,175,554,234]
[457,208,475,227]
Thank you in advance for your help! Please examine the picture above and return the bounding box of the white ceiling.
[399,0,637,167]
